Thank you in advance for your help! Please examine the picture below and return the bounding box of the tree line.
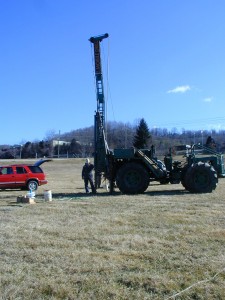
[1,119,225,159]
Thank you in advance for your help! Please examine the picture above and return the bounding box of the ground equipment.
[89,34,225,194]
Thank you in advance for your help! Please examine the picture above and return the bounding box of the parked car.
[0,159,51,191]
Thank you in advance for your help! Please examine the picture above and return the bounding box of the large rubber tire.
[181,167,191,191]
[116,162,150,194]
[182,169,194,192]
[184,162,218,193]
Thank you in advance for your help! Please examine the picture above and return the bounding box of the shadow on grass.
[145,189,189,196]
[51,191,122,199]
[51,188,189,199]
[0,187,189,203]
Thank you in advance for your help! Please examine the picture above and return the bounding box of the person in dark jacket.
[82,158,96,194]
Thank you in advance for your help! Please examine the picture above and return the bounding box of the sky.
[0,0,225,145]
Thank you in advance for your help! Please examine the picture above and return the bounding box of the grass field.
[0,158,225,299]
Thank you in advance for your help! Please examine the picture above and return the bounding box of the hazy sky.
[0,0,225,145]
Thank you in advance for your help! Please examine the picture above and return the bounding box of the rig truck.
[89,33,225,194]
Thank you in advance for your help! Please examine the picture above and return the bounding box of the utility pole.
[20,145,23,159]
[58,130,60,158]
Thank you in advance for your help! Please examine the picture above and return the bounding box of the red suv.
[0,159,50,191]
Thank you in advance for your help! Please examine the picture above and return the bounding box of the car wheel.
[27,180,38,191]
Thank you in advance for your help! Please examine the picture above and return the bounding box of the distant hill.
[1,122,225,159]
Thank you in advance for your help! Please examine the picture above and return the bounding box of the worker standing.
[82,158,96,194]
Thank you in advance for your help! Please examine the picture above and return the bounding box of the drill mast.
[89,33,109,187]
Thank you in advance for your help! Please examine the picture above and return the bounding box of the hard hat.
[85,158,90,164]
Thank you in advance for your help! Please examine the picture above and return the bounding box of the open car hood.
[34,159,52,167]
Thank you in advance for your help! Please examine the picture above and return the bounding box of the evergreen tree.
[206,136,216,149]
[69,138,82,156]
[133,118,151,149]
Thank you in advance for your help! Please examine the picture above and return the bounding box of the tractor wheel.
[184,162,218,193]
[182,168,195,192]
[181,176,188,190]
[116,162,149,194]
[181,168,192,191]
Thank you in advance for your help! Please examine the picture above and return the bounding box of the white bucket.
[44,190,52,201]
[26,191,35,199]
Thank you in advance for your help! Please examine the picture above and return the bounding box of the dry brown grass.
[0,158,225,299]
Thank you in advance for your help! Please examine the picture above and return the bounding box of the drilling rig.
[89,33,111,189]
[89,33,225,194]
